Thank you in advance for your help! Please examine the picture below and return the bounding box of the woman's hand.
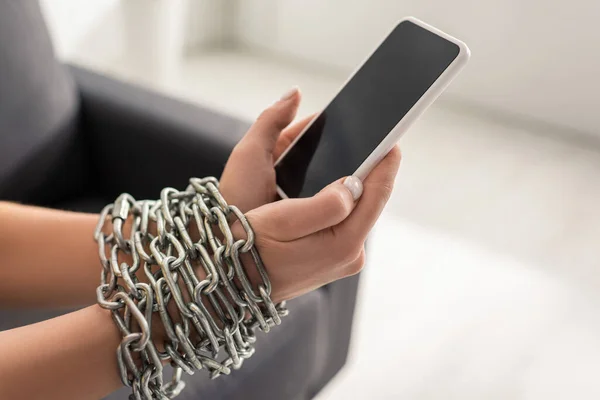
[220,86,401,302]
[233,146,401,302]
[220,87,312,212]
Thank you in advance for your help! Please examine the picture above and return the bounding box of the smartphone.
[274,17,470,199]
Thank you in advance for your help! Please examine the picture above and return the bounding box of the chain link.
[95,177,287,399]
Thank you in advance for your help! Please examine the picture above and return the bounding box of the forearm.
[0,202,99,308]
[0,305,122,400]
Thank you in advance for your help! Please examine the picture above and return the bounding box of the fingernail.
[343,176,363,201]
[280,86,299,101]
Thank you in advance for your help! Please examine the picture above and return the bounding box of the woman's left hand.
[220,87,311,212]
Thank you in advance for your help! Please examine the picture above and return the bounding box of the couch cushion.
[105,289,325,400]
[0,287,325,400]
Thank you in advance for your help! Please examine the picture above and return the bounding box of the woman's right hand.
[233,146,401,302]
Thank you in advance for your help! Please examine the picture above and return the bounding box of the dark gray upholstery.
[0,1,360,399]
[0,0,84,205]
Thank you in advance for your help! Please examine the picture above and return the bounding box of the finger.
[273,113,317,160]
[334,146,401,241]
[248,178,356,241]
[240,87,301,155]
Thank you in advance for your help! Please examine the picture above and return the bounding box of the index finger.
[240,89,301,155]
[273,113,317,160]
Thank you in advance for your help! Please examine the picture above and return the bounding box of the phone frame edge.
[275,16,471,199]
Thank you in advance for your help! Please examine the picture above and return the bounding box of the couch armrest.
[69,65,251,200]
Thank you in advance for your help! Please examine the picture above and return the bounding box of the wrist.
[230,220,283,303]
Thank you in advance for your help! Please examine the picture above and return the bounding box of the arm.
[0,202,99,308]
[0,306,122,400]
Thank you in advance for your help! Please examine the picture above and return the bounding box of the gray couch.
[0,1,360,399]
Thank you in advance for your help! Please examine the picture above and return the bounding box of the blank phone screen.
[275,20,459,198]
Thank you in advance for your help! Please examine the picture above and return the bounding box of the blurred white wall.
[40,0,121,59]
[41,0,600,136]
[41,0,204,82]
[235,0,600,136]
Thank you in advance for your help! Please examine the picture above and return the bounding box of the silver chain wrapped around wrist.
[94,177,287,399]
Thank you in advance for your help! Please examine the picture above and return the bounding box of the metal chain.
[95,177,288,399]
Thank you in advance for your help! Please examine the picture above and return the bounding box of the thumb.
[247,176,362,242]
[241,87,301,154]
